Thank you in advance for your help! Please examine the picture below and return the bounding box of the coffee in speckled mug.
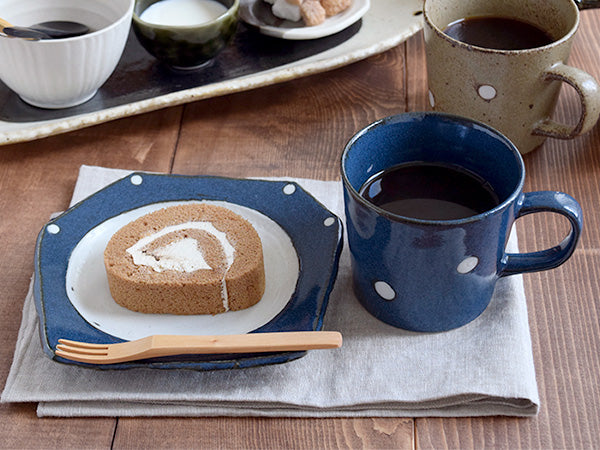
[423,0,600,154]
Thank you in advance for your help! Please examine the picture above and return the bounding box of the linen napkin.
[1,165,539,417]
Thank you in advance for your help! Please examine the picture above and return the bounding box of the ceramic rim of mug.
[423,0,580,54]
[340,112,526,226]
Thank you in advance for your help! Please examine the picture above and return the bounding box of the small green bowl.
[132,0,239,70]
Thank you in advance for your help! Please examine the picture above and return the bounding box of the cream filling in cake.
[126,221,235,310]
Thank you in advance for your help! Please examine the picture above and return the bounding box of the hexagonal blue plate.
[34,173,343,370]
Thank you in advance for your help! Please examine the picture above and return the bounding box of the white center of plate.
[66,200,299,340]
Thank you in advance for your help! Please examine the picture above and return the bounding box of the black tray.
[0,22,360,123]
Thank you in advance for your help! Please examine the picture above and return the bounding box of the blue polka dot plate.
[34,173,343,370]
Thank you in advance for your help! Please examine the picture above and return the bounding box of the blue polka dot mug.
[341,112,583,332]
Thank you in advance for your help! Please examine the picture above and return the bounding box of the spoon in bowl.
[0,18,89,40]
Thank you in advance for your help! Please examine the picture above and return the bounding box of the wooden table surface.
[1,7,599,450]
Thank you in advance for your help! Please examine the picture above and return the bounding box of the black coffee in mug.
[443,16,554,50]
[343,112,582,332]
[359,162,500,220]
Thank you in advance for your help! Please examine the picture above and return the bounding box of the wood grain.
[520,22,600,450]
[113,417,414,449]
[172,47,406,180]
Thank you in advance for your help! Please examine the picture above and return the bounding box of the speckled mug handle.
[500,191,583,276]
[532,63,600,139]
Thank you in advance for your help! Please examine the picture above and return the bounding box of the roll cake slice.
[104,203,265,315]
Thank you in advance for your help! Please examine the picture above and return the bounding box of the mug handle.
[500,191,583,276]
[532,62,600,139]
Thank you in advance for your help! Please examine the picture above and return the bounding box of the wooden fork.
[55,331,343,364]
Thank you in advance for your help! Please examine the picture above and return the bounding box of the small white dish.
[239,0,370,40]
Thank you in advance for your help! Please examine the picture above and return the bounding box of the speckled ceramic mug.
[424,0,600,154]
[341,112,583,332]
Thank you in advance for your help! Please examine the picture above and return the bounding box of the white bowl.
[0,0,134,109]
